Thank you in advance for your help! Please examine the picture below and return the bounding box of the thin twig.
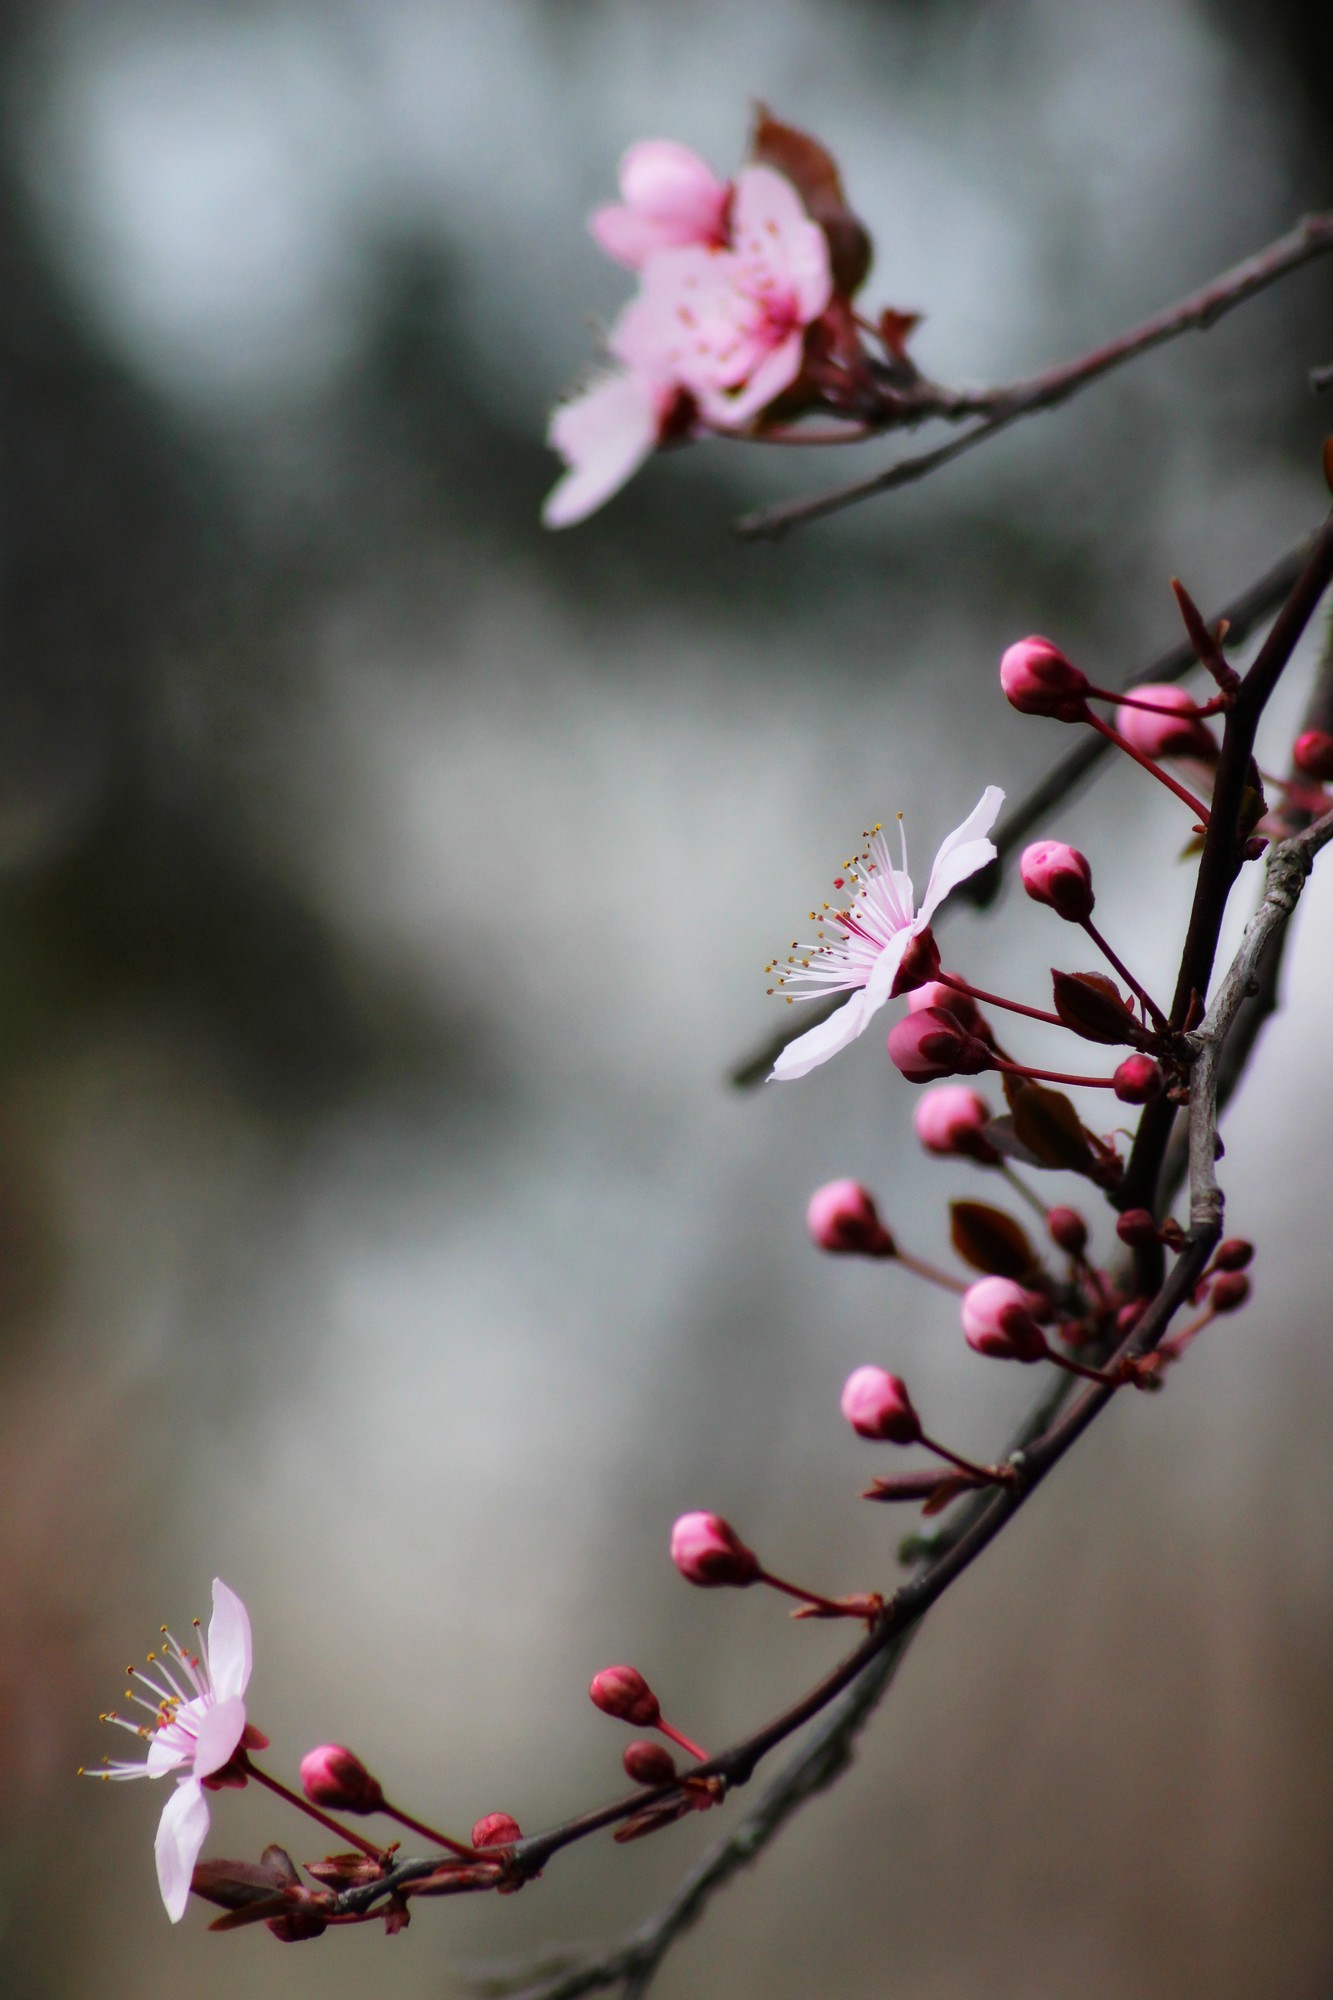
[736,213,1333,540]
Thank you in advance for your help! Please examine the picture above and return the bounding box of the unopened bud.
[590,1665,660,1728]
[889,926,941,996]
[839,1365,922,1444]
[1046,1205,1088,1255]
[960,1276,1050,1362]
[1020,841,1095,923]
[1114,1055,1163,1103]
[1213,1237,1253,1272]
[1210,1271,1251,1313]
[1293,729,1333,781]
[908,981,993,1042]
[669,1512,761,1588]
[912,1085,999,1164]
[1117,685,1218,762]
[999,637,1091,721]
[471,1812,522,1848]
[887,1008,993,1083]
[1116,1208,1159,1248]
[623,1740,677,1786]
[299,1745,384,1815]
[806,1180,895,1258]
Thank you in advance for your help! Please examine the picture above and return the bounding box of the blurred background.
[1,1,1331,1995]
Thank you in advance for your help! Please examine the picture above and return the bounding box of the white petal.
[542,371,661,529]
[770,987,883,1080]
[145,1724,194,1779]
[917,786,1005,924]
[207,1578,252,1702]
[155,1778,210,1923]
[192,1694,247,1779]
[863,926,914,1007]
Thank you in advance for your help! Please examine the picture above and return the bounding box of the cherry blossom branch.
[735,213,1333,540]
[731,533,1315,1090]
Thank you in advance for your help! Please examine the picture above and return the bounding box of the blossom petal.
[696,328,805,429]
[730,165,832,321]
[206,1579,252,1703]
[145,1711,199,1778]
[192,1694,247,1779]
[771,987,884,1081]
[590,141,728,267]
[917,786,1005,925]
[862,924,914,1007]
[155,1778,210,1923]
[542,372,662,529]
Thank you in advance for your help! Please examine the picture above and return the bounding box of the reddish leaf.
[1007,1079,1097,1174]
[949,1200,1039,1278]
[750,105,873,296]
[1050,969,1144,1046]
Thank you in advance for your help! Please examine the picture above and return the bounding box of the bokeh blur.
[2,1,1332,1995]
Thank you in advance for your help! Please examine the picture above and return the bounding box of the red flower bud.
[839,1365,922,1444]
[887,1008,993,1083]
[912,1085,999,1164]
[471,1812,522,1848]
[1113,1054,1163,1103]
[960,1277,1050,1362]
[623,1740,678,1786]
[1117,685,1218,762]
[1115,1208,1159,1248]
[1046,1205,1088,1255]
[907,981,994,1042]
[1210,1271,1251,1313]
[590,1665,660,1728]
[805,1180,895,1257]
[298,1745,384,1815]
[1213,1237,1253,1272]
[999,637,1090,721]
[669,1512,761,1588]
[1293,729,1333,781]
[1020,840,1095,922]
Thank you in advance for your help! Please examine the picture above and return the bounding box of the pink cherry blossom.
[614,165,832,430]
[87,1578,254,1922]
[768,787,1004,1081]
[589,140,730,269]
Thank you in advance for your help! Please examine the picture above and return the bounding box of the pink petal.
[730,166,832,322]
[610,245,740,380]
[590,141,728,268]
[145,1710,199,1778]
[917,787,1005,925]
[206,1578,252,1702]
[192,1694,247,1779]
[695,328,805,428]
[770,987,881,1081]
[155,1778,210,1923]
[543,371,662,528]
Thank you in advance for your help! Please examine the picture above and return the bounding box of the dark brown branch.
[736,213,1333,541]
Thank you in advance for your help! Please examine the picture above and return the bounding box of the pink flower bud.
[999,637,1090,721]
[889,926,942,996]
[1115,1208,1159,1248]
[623,1740,678,1786]
[839,1365,922,1444]
[1213,1237,1253,1272]
[960,1277,1050,1362]
[1210,1271,1251,1313]
[1046,1205,1088,1255]
[912,1085,999,1164]
[805,1180,895,1258]
[471,1812,522,1848]
[887,1008,993,1083]
[1293,729,1333,781]
[907,982,993,1042]
[1019,840,1095,923]
[1117,684,1218,762]
[299,1745,384,1815]
[1113,1055,1163,1103]
[590,1665,661,1728]
[669,1512,761,1588]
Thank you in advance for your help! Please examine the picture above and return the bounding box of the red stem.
[1079,918,1169,1031]
[936,969,1065,1028]
[1047,1350,1122,1388]
[657,1719,709,1764]
[756,1570,859,1619]
[919,1434,1007,1485]
[1086,712,1212,819]
[380,1801,477,1861]
[991,1057,1116,1089]
[896,1248,968,1295]
[242,1758,384,1860]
